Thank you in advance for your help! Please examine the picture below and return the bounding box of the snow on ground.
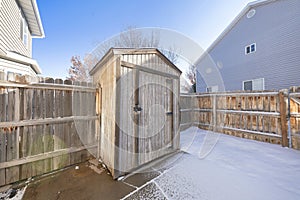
[123,127,300,200]
[0,186,27,200]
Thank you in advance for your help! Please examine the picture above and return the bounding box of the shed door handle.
[133,105,142,112]
[166,111,173,115]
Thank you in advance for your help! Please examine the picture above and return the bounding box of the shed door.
[134,69,174,164]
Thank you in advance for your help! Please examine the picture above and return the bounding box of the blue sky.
[33,0,254,78]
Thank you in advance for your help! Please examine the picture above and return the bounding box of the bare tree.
[185,65,196,93]
[115,26,160,48]
[67,27,179,81]
[67,55,97,82]
[160,45,180,64]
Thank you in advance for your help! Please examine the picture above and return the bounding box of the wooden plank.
[279,91,288,147]
[44,78,54,174]
[252,115,257,131]
[96,85,102,160]
[20,88,33,179]
[212,95,217,131]
[0,80,96,92]
[121,61,179,79]
[133,69,140,167]
[62,80,73,166]
[114,58,121,175]
[270,96,277,112]
[0,89,6,186]
[5,88,19,184]
[0,116,98,128]
[80,82,89,162]
[241,96,246,110]
[53,79,64,170]
[0,127,6,186]
[0,145,97,169]
[220,126,282,138]
[70,81,83,165]
[263,96,270,112]
[31,126,45,177]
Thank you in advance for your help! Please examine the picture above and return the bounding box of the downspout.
[287,88,292,148]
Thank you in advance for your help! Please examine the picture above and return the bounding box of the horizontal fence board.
[0,81,96,92]
[220,126,282,138]
[0,116,98,128]
[0,145,97,169]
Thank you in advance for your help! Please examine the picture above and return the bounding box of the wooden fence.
[180,87,300,150]
[0,74,99,186]
[1,72,300,187]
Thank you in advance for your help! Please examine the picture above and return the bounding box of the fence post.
[279,90,288,147]
[212,94,217,132]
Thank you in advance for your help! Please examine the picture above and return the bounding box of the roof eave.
[17,0,45,38]
[4,51,42,74]
[89,48,182,75]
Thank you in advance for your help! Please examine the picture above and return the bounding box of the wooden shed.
[90,48,181,178]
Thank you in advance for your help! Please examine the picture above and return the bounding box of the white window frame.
[242,78,265,91]
[206,85,219,93]
[20,14,29,49]
[245,43,256,55]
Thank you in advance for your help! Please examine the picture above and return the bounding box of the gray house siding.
[196,0,300,92]
[0,0,32,57]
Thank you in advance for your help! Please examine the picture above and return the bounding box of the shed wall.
[93,55,117,174]
[93,51,181,178]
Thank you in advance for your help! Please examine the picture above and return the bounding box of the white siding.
[0,58,37,77]
[0,0,32,57]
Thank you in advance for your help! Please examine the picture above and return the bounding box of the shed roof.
[89,48,182,75]
[206,0,280,53]
[17,0,45,38]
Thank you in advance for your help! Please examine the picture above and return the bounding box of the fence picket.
[0,89,6,185]
[5,88,19,184]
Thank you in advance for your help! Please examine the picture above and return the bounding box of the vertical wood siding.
[92,50,181,178]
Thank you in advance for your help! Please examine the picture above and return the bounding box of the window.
[243,81,253,90]
[245,43,256,55]
[206,85,218,93]
[243,78,264,91]
[20,15,28,48]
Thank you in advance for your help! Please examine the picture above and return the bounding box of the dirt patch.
[22,162,135,200]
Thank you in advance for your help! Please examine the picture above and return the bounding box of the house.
[0,0,44,79]
[196,0,300,93]
[90,48,181,178]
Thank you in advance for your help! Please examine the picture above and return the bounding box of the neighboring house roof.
[206,0,279,53]
[17,0,45,38]
[90,48,182,75]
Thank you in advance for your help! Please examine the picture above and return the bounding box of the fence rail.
[180,88,300,150]
[0,74,99,186]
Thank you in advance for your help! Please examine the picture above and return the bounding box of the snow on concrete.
[124,127,300,200]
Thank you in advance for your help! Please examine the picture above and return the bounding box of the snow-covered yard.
[122,127,300,200]
[2,127,300,200]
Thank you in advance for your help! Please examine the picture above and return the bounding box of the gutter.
[2,51,42,74]
[31,0,45,38]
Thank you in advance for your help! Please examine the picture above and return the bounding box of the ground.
[2,127,300,200]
